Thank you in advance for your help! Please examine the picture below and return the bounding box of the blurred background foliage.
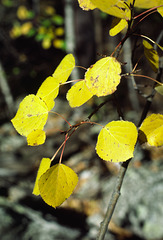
[0,0,68,123]
[10,4,65,50]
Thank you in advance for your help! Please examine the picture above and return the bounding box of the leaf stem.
[60,79,84,86]
[75,65,87,71]
[134,5,163,20]
[51,141,66,162]
[50,111,72,126]
[133,34,163,51]
[59,134,68,164]
[133,9,157,27]
[130,74,163,85]
[51,128,77,162]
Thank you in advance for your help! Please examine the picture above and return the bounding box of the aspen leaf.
[139,114,163,147]
[96,121,138,162]
[33,158,51,196]
[157,6,163,17]
[155,84,163,95]
[143,40,159,73]
[85,57,121,97]
[131,0,163,9]
[39,164,78,208]
[90,0,130,19]
[36,76,59,111]
[132,1,163,17]
[52,54,75,84]
[27,129,46,146]
[78,0,96,10]
[11,94,48,137]
[109,17,128,36]
[66,80,93,107]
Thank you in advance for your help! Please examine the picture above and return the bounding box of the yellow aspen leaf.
[85,57,121,97]
[90,0,130,19]
[36,76,59,111]
[78,0,96,10]
[109,17,128,36]
[139,114,163,147]
[143,40,159,73]
[66,80,93,107]
[39,164,78,208]
[96,121,138,162]
[11,94,48,137]
[155,84,163,95]
[33,158,51,196]
[157,6,163,17]
[27,129,46,146]
[131,0,163,9]
[52,54,75,84]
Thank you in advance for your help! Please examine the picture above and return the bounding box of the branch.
[97,160,131,240]
[0,62,14,117]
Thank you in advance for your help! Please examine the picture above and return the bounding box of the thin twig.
[87,98,110,120]
[138,61,163,127]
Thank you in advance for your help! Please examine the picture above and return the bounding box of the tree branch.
[96,160,131,240]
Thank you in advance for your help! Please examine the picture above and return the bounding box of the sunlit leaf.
[143,40,159,72]
[90,0,130,19]
[155,84,163,95]
[27,129,46,146]
[78,0,162,18]
[139,114,163,147]
[157,6,163,16]
[52,54,75,84]
[33,158,51,196]
[96,121,138,162]
[66,80,93,107]
[39,164,78,208]
[85,57,121,97]
[78,0,96,10]
[11,94,48,137]
[131,0,163,9]
[109,17,128,36]
[36,76,59,111]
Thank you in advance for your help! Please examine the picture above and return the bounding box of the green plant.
[10,4,65,50]
[11,0,163,239]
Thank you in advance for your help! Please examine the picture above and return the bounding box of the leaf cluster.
[11,0,163,209]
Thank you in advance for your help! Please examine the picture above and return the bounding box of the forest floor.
[1,96,163,240]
